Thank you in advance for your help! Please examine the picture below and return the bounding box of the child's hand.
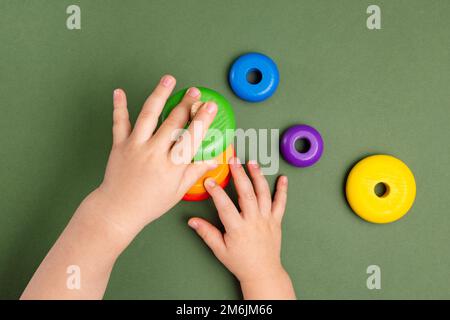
[188,158,296,299]
[93,75,218,237]
[22,75,221,300]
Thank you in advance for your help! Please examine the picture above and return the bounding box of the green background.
[1,0,449,299]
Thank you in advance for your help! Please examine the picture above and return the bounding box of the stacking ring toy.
[161,87,236,161]
[280,125,324,167]
[346,155,416,224]
[229,52,279,102]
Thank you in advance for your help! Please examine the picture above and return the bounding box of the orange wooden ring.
[183,173,231,201]
[185,145,234,195]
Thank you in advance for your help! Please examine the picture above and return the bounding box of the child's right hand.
[22,75,221,300]
[89,75,218,240]
[188,158,296,299]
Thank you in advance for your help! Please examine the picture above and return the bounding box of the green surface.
[161,87,236,160]
[1,0,450,299]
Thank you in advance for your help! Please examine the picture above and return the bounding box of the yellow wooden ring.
[346,155,416,224]
[185,145,234,195]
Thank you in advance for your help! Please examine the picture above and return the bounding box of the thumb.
[188,218,226,257]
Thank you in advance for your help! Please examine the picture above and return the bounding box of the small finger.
[229,157,259,218]
[169,101,217,163]
[112,89,131,145]
[188,217,226,258]
[272,175,288,223]
[153,87,201,147]
[204,178,241,231]
[247,160,272,215]
[131,74,176,143]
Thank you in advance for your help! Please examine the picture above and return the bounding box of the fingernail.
[205,102,217,114]
[160,75,175,87]
[190,101,204,119]
[248,160,259,168]
[231,157,241,168]
[188,219,198,229]
[281,176,288,184]
[113,89,120,100]
[187,87,200,98]
[205,178,216,188]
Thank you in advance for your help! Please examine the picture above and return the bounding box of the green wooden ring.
[160,87,236,161]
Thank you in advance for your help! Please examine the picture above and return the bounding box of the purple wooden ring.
[280,125,324,167]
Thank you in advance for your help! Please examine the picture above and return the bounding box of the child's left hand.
[188,158,296,299]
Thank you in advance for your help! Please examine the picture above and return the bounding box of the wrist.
[73,189,140,256]
[239,266,296,300]
[238,263,286,283]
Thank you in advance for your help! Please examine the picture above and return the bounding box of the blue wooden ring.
[229,52,279,102]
